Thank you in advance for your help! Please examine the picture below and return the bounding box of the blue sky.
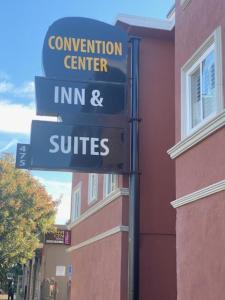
[0,0,174,224]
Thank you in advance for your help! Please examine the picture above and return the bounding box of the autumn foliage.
[0,154,56,279]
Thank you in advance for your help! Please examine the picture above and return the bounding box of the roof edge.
[115,13,175,31]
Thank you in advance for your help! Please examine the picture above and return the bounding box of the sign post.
[128,37,140,300]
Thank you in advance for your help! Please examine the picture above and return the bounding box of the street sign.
[42,17,128,83]
[15,18,130,174]
[16,144,31,169]
[30,120,129,173]
[35,76,126,117]
[67,265,73,277]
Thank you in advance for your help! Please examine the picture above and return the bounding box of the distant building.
[17,225,71,300]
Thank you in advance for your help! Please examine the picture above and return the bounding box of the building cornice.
[168,110,225,159]
[171,179,225,208]
[115,14,175,31]
[67,225,129,252]
[68,188,129,230]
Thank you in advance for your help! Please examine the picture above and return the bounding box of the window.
[187,46,216,130]
[104,174,118,197]
[181,27,223,137]
[180,0,191,8]
[88,173,98,204]
[71,184,81,222]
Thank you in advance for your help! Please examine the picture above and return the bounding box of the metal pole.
[128,37,140,300]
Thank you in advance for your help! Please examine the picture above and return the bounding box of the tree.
[0,154,56,282]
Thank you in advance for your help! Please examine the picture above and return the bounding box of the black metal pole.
[128,37,140,300]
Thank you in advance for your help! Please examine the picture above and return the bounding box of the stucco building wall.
[173,1,225,299]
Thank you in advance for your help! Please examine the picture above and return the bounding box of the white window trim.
[88,173,98,204]
[71,182,81,222]
[103,174,118,198]
[182,27,223,139]
[185,43,216,135]
[168,27,223,159]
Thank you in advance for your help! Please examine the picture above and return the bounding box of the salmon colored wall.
[70,233,128,300]
[138,36,176,299]
[176,192,225,300]
[176,128,225,198]
[71,195,128,245]
[175,1,225,300]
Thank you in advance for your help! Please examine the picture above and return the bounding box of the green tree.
[0,154,56,281]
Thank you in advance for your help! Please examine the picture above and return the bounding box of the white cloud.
[0,75,35,101]
[34,176,72,224]
[14,81,35,100]
[0,139,18,153]
[0,81,14,93]
[0,100,56,134]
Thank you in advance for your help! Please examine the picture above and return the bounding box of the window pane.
[72,188,81,221]
[112,175,117,191]
[104,174,117,197]
[89,174,98,203]
[191,67,201,128]
[202,50,216,118]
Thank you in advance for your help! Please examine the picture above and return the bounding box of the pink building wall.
[69,173,129,299]
[174,1,225,299]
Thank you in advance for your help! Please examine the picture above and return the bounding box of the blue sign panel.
[35,76,126,117]
[42,17,128,83]
[30,121,129,173]
[16,144,31,169]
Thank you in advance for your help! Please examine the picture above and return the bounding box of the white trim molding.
[68,187,129,230]
[168,109,225,159]
[115,14,174,31]
[67,225,129,252]
[171,179,225,208]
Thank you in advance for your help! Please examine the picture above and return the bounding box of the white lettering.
[79,137,89,154]
[49,135,110,156]
[73,136,79,154]
[90,138,99,155]
[61,87,72,104]
[60,136,72,154]
[54,86,59,103]
[49,135,59,153]
[74,88,85,105]
[53,86,86,106]
[100,138,109,156]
